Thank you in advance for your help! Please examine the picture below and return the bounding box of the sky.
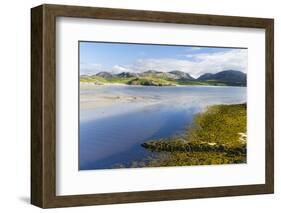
[79,41,247,78]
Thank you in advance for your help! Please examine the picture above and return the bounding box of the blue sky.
[80,41,247,78]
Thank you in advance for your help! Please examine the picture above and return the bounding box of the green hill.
[80,70,247,87]
[127,77,175,86]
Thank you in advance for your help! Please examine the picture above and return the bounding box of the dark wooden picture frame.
[31,4,274,208]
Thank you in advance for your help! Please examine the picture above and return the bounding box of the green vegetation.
[80,70,247,86]
[135,103,247,167]
[127,77,175,86]
[80,75,135,84]
[175,79,230,86]
[80,75,244,86]
[80,75,107,84]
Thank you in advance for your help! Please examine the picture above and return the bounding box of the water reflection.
[79,85,246,170]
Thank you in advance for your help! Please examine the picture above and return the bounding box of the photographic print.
[31,5,274,207]
[79,41,247,170]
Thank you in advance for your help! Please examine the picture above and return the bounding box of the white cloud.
[81,49,247,78]
[111,65,131,73]
[128,49,247,78]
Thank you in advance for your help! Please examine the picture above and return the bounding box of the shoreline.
[80,70,247,87]
[119,103,247,168]
[80,82,246,88]
[79,83,247,169]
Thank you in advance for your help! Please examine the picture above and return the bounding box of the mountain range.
[81,70,246,87]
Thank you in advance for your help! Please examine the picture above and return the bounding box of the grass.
[80,75,245,87]
[137,103,247,167]
[127,77,175,86]
[80,76,107,84]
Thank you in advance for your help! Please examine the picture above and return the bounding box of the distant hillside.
[168,70,194,80]
[198,70,246,86]
[117,72,139,78]
[96,72,114,78]
[81,70,246,87]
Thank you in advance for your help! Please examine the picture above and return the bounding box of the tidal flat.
[79,84,246,170]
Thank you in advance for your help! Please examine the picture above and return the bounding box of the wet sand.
[80,83,162,109]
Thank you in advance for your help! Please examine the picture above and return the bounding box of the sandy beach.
[80,83,163,109]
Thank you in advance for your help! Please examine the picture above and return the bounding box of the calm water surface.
[79,85,246,170]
